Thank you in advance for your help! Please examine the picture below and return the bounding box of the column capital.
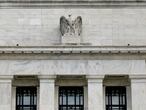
[38,75,56,83]
[0,75,13,79]
[38,75,56,79]
[0,75,13,83]
[129,74,146,83]
[86,75,105,79]
[129,74,146,79]
[86,75,104,83]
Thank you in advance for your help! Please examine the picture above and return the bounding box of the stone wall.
[0,9,146,46]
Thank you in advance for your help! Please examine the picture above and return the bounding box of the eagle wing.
[60,16,69,36]
[74,16,82,36]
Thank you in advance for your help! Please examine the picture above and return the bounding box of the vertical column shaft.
[0,76,13,110]
[39,75,56,110]
[130,75,146,110]
[87,75,104,110]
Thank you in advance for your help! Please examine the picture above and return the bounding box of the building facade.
[0,0,146,110]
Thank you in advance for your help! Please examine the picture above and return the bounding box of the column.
[39,75,56,110]
[55,85,59,110]
[12,87,16,110]
[0,75,13,110]
[86,75,104,110]
[130,75,146,110]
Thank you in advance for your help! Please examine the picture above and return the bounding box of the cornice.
[1,0,146,8]
[0,46,146,55]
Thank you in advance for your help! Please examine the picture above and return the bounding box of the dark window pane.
[63,93,66,105]
[59,87,84,110]
[23,93,30,105]
[68,90,75,105]
[106,86,127,110]
[76,94,80,105]
[16,87,37,110]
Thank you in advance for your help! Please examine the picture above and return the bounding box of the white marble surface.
[39,79,55,110]
[0,80,12,110]
[1,9,146,46]
[87,77,104,110]
[0,60,145,75]
[62,34,81,44]
[131,78,146,110]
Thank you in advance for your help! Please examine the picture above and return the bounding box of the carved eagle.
[60,16,82,36]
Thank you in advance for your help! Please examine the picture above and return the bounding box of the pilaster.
[129,75,146,110]
[86,75,104,110]
[0,75,13,110]
[38,75,56,110]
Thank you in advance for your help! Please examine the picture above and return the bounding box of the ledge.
[0,46,146,54]
[86,75,105,83]
[1,0,146,8]
[38,75,56,83]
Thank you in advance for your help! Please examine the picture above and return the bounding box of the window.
[59,86,84,110]
[16,87,37,110]
[106,86,127,110]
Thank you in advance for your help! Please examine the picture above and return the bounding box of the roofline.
[1,0,146,8]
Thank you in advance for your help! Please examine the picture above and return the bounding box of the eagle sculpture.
[60,15,82,37]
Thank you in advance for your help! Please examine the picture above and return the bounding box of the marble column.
[130,75,146,110]
[0,75,13,110]
[86,75,104,110]
[39,75,56,110]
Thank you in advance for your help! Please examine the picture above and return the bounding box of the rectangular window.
[16,87,37,110]
[106,86,127,110]
[59,86,84,110]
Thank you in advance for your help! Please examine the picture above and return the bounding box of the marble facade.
[0,0,146,110]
